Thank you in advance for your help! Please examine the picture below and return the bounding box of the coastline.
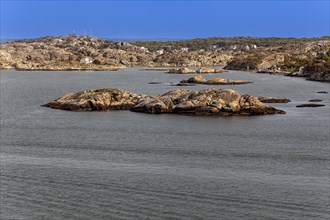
[1,35,329,82]
[1,66,328,83]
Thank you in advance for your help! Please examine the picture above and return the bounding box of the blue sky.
[1,0,329,39]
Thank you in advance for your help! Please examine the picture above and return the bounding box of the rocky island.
[1,35,329,82]
[179,75,252,85]
[43,88,150,111]
[44,88,285,116]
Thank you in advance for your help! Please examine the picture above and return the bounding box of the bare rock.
[131,88,285,116]
[196,67,228,73]
[258,96,291,103]
[44,87,285,116]
[43,88,149,111]
[168,67,196,74]
[183,75,207,83]
[132,98,170,114]
[180,75,252,85]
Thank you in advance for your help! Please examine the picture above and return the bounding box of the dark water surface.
[1,69,329,219]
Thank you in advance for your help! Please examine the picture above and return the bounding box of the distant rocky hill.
[0,35,148,70]
[223,40,330,82]
[0,35,329,82]
[0,35,232,70]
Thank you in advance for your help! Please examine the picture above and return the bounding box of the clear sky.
[1,0,329,39]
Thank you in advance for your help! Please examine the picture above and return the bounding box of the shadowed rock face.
[43,88,285,116]
[180,75,252,85]
[43,88,149,111]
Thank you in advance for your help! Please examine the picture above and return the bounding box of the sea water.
[1,69,329,219]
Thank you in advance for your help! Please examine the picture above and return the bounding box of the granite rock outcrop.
[43,88,149,111]
[43,87,286,116]
[131,88,285,115]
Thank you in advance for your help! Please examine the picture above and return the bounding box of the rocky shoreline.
[13,65,127,71]
[1,35,329,82]
[168,67,228,74]
[43,88,286,116]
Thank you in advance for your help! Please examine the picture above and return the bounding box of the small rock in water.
[258,96,291,103]
[317,91,328,94]
[296,104,325,108]
[180,75,251,85]
[148,82,163,84]
[308,99,322,102]
[196,67,228,73]
[168,67,195,74]
[172,83,196,86]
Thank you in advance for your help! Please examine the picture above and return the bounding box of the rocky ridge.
[0,35,232,70]
[224,41,330,82]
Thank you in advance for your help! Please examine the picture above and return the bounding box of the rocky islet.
[43,88,150,111]
[180,75,252,85]
[257,96,291,103]
[44,88,286,116]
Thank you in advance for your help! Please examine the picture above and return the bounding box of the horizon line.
[1,34,330,42]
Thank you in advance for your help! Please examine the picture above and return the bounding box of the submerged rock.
[43,88,149,111]
[308,99,322,102]
[258,96,291,103]
[180,75,252,85]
